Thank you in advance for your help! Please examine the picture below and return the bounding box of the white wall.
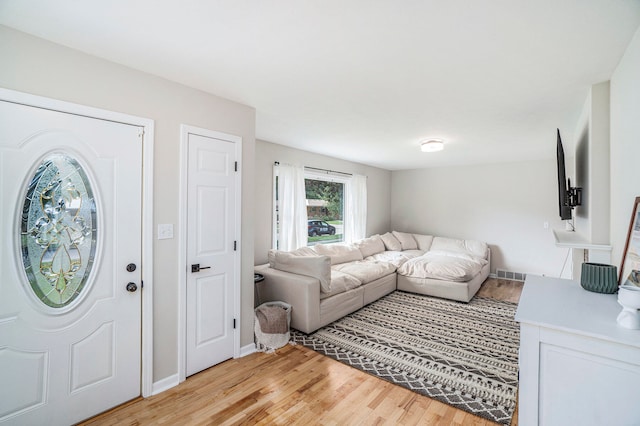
[573,91,590,240]
[254,140,392,265]
[611,26,640,267]
[0,26,256,383]
[590,82,611,245]
[574,81,611,246]
[391,160,570,277]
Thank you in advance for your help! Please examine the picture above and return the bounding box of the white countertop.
[515,274,640,348]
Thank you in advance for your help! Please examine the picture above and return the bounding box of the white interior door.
[186,130,239,377]
[0,100,142,425]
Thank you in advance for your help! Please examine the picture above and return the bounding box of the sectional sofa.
[255,231,490,333]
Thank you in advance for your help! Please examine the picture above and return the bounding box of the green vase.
[580,263,618,294]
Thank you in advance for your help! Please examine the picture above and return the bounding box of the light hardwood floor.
[476,277,524,304]
[82,278,523,426]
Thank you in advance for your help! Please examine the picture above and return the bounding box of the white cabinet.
[515,275,640,426]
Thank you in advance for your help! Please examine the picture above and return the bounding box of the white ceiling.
[1,1,639,170]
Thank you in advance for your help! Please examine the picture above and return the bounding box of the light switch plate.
[157,223,174,240]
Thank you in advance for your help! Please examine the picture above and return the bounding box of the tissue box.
[580,262,618,294]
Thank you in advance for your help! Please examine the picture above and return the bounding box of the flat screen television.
[556,128,582,220]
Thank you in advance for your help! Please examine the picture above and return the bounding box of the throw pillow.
[268,250,332,292]
[313,243,364,265]
[354,235,385,258]
[267,246,316,267]
[380,232,402,251]
[392,231,418,250]
[412,233,434,251]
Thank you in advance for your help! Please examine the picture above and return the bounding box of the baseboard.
[151,373,180,396]
[239,343,256,357]
[152,345,254,396]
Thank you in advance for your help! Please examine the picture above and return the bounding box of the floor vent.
[496,269,527,282]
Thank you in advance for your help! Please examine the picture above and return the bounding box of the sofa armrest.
[254,264,321,334]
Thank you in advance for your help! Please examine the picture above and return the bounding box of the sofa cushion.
[354,235,386,258]
[268,249,332,292]
[365,251,408,268]
[430,237,489,259]
[380,232,402,251]
[393,231,418,250]
[412,234,434,251]
[427,250,489,264]
[333,260,397,284]
[314,243,364,265]
[400,249,426,259]
[398,252,486,282]
[320,270,362,299]
[364,249,424,268]
[268,246,317,267]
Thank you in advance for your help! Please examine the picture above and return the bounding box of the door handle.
[191,264,212,273]
[126,282,138,292]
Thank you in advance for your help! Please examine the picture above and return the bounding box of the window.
[20,153,97,308]
[273,167,348,249]
[304,174,345,246]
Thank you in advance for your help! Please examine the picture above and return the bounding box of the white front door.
[185,128,240,377]
[0,99,143,425]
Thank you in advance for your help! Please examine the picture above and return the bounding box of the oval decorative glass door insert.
[20,153,97,308]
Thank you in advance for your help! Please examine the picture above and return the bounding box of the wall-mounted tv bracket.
[566,178,582,208]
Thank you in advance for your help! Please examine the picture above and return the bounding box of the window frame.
[272,168,350,249]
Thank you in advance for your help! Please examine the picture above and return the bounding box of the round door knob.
[126,282,138,292]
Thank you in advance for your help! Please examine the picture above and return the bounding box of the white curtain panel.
[344,174,367,243]
[277,163,308,251]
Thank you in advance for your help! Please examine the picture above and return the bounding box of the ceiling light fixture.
[420,139,444,152]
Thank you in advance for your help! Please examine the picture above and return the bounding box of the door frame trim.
[0,87,155,398]
[178,124,242,382]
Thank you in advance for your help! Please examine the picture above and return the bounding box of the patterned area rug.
[291,291,519,425]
